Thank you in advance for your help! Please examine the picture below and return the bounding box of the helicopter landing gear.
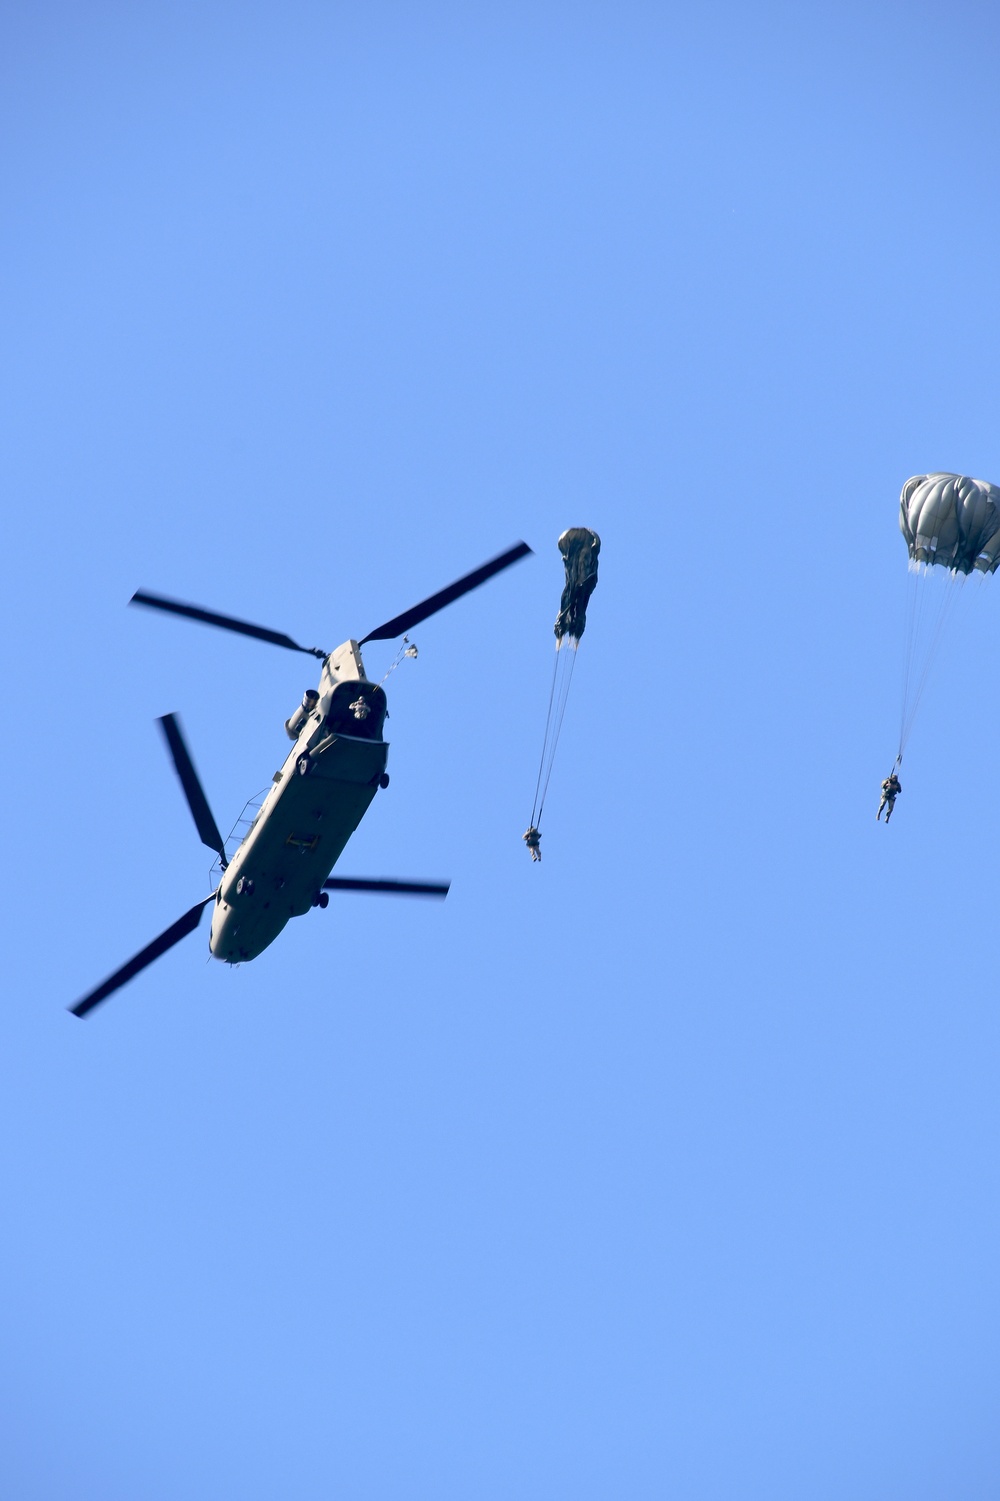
[236,876,255,896]
[296,754,312,777]
[379,772,390,789]
[312,890,329,909]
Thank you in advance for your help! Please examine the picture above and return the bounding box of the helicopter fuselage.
[210,639,388,963]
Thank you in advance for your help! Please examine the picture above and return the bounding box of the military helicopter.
[70,542,532,1018]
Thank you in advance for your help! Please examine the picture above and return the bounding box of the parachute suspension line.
[898,568,937,761]
[897,565,922,765]
[903,573,961,753]
[534,640,578,827]
[528,638,578,830]
[897,569,965,761]
[529,648,562,829]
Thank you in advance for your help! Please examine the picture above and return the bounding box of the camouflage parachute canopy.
[900,472,1000,574]
[554,527,600,641]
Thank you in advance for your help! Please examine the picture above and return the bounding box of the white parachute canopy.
[900,472,1000,574]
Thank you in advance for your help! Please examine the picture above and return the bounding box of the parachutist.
[523,826,542,862]
[877,773,901,823]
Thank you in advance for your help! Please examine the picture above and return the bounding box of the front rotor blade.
[359,542,532,644]
[131,591,326,659]
[323,877,450,898]
[69,896,214,1018]
[158,714,228,867]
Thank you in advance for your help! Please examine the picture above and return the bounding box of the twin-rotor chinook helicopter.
[70,542,532,1018]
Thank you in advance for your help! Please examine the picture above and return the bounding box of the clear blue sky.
[4,2,1000,1495]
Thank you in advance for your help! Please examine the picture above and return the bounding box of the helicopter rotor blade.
[359,542,532,645]
[131,591,327,660]
[158,714,228,869]
[323,877,450,898]
[69,896,215,1018]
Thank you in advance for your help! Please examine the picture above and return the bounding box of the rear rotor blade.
[323,877,450,898]
[69,896,214,1017]
[359,542,532,645]
[158,714,228,868]
[131,591,326,659]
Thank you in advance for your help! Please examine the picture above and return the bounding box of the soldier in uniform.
[877,772,902,823]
